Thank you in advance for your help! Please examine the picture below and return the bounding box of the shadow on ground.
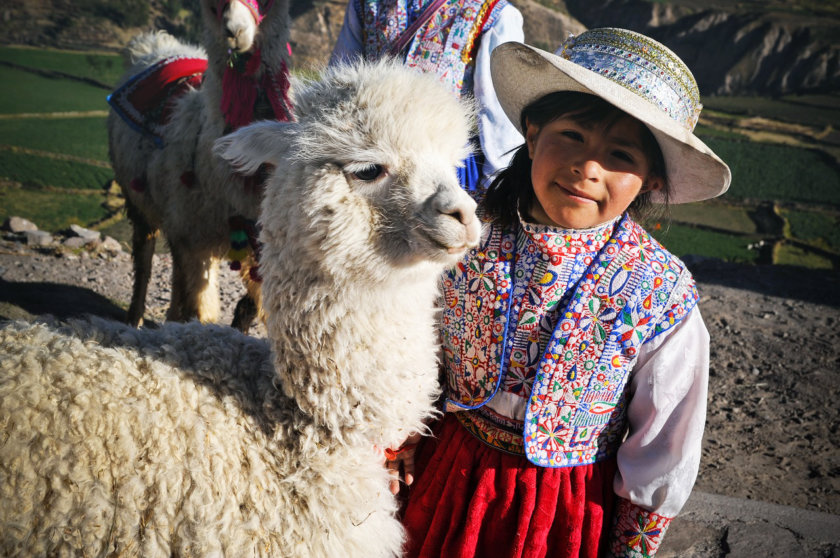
[0,278,126,322]
[688,258,840,307]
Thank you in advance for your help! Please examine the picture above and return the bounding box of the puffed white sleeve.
[607,307,709,556]
[472,4,525,183]
[330,0,365,65]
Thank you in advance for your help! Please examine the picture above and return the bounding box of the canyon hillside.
[0,0,837,96]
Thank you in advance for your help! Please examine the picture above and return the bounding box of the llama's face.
[204,0,262,53]
[287,63,482,270]
[214,61,482,274]
[336,155,481,267]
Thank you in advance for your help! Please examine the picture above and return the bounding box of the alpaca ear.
[213,120,295,175]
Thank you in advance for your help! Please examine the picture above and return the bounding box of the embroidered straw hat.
[491,28,731,204]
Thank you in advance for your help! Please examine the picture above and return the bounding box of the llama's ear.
[213,120,295,175]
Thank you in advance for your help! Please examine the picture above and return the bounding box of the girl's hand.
[384,432,424,495]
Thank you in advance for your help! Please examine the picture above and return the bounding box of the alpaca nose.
[436,189,477,225]
[434,186,480,248]
[444,202,474,226]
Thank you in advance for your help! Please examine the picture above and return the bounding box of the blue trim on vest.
[458,150,484,191]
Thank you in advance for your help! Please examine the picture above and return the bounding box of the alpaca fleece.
[1,60,479,557]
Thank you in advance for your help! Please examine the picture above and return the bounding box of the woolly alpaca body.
[0,320,404,557]
[1,61,479,556]
[107,0,291,329]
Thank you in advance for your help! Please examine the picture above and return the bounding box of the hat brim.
[490,42,731,204]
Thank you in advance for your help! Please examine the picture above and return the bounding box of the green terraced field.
[0,65,111,114]
[650,223,760,264]
[700,137,840,205]
[0,150,111,191]
[0,187,109,232]
[780,208,840,252]
[0,46,124,87]
[0,117,109,162]
[774,242,835,270]
[665,202,757,235]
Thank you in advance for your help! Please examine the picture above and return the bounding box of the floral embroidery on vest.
[360,0,506,94]
[441,214,699,467]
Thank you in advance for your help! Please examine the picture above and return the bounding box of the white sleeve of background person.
[473,4,525,184]
[330,1,364,65]
[614,307,710,518]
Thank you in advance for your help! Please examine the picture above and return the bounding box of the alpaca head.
[214,60,482,284]
[202,0,271,53]
[214,61,480,440]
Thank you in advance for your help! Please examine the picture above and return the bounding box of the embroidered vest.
[441,214,699,467]
[358,0,507,95]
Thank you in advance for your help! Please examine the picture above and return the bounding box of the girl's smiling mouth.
[557,183,597,203]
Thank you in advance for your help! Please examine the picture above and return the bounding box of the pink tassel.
[130,177,146,192]
[264,59,293,122]
[220,49,262,130]
[244,48,262,76]
[221,67,257,129]
[180,171,196,188]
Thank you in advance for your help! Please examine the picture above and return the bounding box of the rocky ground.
[0,225,838,517]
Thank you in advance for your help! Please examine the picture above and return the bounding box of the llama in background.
[107,0,292,331]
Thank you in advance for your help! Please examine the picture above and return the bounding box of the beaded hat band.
[557,29,702,132]
[491,28,731,204]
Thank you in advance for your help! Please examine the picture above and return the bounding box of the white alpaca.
[0,60,479,557]
[107,0,291,331]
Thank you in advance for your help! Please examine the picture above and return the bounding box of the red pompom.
[129,177,146,192]
[180,171,196,188]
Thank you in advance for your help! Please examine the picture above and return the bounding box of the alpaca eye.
[351,164,385,182]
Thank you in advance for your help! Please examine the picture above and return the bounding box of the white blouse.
[330,0,525,183]
[614,307,709,517]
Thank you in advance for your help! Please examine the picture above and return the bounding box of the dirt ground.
[1,236,838,515]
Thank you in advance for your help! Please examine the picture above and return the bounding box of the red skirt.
[402,413,617,558]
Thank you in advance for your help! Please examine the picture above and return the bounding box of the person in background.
[391,28,731,557]
[330,0,525,190]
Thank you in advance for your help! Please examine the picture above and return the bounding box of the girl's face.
[525,113,663,230]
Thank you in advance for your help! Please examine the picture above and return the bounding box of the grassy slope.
[0,65,111,114]
[0,49,116,232]
[0,117,110,161]
[0,45,125,87]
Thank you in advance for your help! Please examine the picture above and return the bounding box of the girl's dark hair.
[483,91,670,228]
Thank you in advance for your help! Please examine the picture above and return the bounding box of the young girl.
[388,28,731,557]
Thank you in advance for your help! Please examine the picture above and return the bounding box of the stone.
[101,236,123,253]
[24,230,52,247]
[69,224,101,242]
[63,237,87,250]
[3,216,38,233]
